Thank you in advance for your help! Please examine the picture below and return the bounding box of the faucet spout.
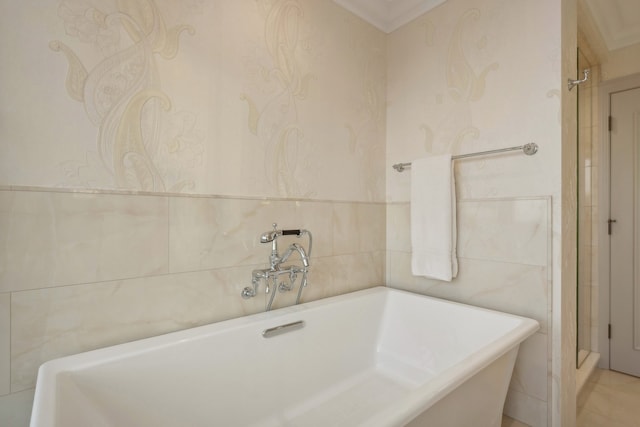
[280,243,310,268]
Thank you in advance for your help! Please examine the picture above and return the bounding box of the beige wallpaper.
[387,0,562,202]
[0,1,388,424]
[0,0,386,201]
[0,0,576,426]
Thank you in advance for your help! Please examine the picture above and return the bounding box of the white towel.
[410,155,458,281]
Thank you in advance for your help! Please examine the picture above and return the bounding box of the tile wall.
[587,67,601,355]
[577,59,601,357]
[0,189,386,422]
[576,30,602,360]
[385,0,573,425]
[388,197,551,424]
[0,0,576,426]
[0,1,387,423]
[388,197,552,425]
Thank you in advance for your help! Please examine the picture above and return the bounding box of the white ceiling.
[333,0,446,33]
[335,0,640,53]
[583,0,640,51]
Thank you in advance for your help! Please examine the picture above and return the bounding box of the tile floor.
[577,368,640,427]
[502,368,640,427]
[502,415,529,426]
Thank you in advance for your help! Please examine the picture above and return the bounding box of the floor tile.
[578,368,640,427]
[502,415,530,426]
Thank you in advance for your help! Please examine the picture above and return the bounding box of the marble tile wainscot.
[0,186,386,425]
[387,196,552,426]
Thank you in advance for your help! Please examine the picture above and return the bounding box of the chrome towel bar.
[392,142,538,172]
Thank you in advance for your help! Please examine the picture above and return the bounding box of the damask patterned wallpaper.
[0,3,388,422]
[387,0,561,202]
[0,1,573,425]
[0,0,386,201]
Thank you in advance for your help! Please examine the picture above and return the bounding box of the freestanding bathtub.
[31,286,538,427]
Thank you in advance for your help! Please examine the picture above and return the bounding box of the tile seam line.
[5,252,383,294]
[386,250,548,269]
[0,186,386,205]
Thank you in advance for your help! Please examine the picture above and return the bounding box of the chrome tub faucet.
[242,224,312,311]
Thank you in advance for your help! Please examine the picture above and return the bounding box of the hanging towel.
[410,155,458,281]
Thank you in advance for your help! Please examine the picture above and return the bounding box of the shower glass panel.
[577,48,593,368]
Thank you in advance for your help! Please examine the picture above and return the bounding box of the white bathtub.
[31,286,538,427]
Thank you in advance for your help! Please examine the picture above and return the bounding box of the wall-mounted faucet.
[242,224,312,311]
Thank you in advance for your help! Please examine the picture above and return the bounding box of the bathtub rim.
[371,288,540,426]
[30,286,539,427]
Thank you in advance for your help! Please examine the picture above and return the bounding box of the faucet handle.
[268,223,302,237]
[282,229,302,236]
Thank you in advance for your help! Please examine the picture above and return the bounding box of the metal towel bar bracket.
[568,69,590,91]
[392,142,538,172]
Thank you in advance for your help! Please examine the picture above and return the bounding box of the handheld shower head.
[260,223,282,243]
[260,230,280,243]
[260,224,303,243]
